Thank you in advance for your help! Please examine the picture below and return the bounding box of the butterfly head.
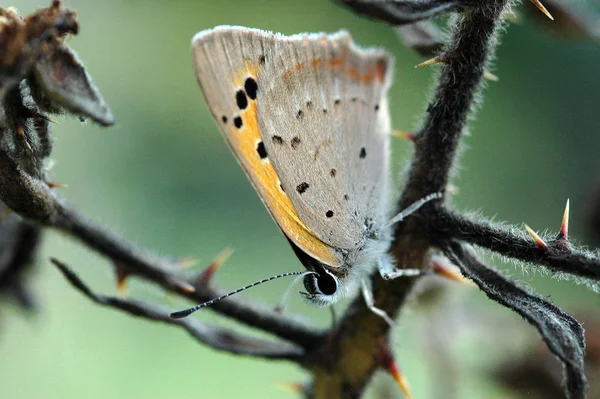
[300,265,346,307]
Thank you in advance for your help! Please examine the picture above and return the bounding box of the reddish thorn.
[392,130,416,142]
[16,125,32,151]
[529,0,554,20]
[433,261,474,286]
[47,182,68,189]
[557,199,569,242]
[379,342,414,399]
[525,224,549,251]
[195,247,233,285]
[115,266,130,297]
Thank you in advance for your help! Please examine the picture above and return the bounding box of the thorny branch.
[434,209,600,282]
[52,258,305,361]
[444,242,587,399]
[1,1,599,399]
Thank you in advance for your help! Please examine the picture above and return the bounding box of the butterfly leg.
[378,254,431,281]
[329,305,338,330]
[362,279,395,327]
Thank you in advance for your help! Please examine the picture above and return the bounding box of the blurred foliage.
[1,1,599,398]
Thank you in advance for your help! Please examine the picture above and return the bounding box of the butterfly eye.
[303,269,338,296]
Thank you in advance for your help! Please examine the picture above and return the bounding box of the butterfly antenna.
[169,270,308,319]
[381,192,443,230]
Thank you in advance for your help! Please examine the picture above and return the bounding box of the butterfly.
[170,26,440,320]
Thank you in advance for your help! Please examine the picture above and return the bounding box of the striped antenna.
[169,270,309,319]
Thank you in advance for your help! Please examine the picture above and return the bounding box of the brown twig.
[52,258,305,361]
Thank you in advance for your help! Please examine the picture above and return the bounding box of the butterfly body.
[192,26,395,305]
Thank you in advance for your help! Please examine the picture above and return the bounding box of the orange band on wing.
[228,65,340,267]
[282,57,385,84]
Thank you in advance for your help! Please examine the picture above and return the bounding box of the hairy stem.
[307,2,510,398]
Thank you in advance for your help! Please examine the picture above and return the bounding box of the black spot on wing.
[272,135,284,145]
[360,147,367,159]
[234,116,243,129]
[236,90,248,110]
[256,141,267,159]
[221,116,228,124]
[326,210,334,218]
[291,136,301,149]
[296,110,304,119]
[330,168,337,177]
[374,104,380,111]
[296,182,309,194]
[244,77,258,100]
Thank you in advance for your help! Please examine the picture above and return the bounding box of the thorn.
[557,199,569,242]
[391,130,416,141]
[175,281,196,293]
[194,247,233,285]
[174,256,198,268]
[433,261,475,286]
[385,358,414,399]
[415,54,449,68]
[525,224,549,251]
[388,362,414,399]
[114,265,130,297]
[483,71,499,82]
[275,381,306,395]
[46,182,68,189]
[16,125,32,151]
[38,114,55,123]
[379,342,414,399]
[529,0,554,21]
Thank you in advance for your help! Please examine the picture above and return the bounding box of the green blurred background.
[3,0,600,398]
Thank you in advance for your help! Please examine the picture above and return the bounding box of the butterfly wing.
[191,26,341,267]
[192,26,393,268]
[255,31,393,252]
